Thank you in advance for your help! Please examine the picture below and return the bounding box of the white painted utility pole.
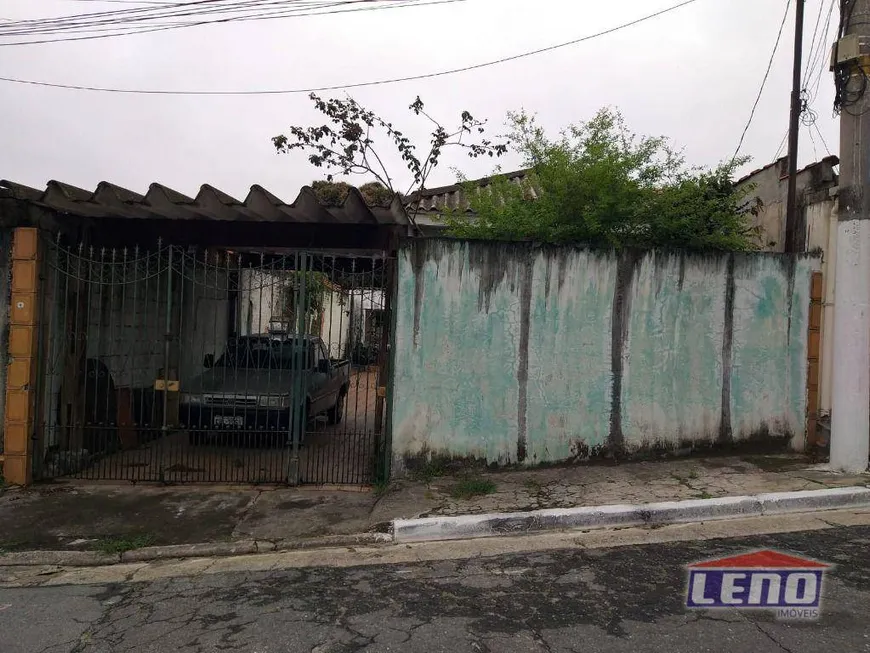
[830,0,870,472]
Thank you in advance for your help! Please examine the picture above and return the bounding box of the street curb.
[0,533,392,568]
[392,486,870,543]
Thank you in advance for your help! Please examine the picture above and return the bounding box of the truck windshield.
[213,338,311,370]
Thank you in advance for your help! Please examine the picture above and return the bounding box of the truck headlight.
[259,395,289,409]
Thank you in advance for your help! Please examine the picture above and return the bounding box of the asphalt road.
[2,525,870,652]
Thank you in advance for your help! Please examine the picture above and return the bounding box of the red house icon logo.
[686,550,831,620]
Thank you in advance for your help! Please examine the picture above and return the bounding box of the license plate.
[213,415,244,428]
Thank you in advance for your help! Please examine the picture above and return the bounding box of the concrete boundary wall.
[390,239,819,472]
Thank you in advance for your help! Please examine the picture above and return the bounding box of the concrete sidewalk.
[0,454,866,559]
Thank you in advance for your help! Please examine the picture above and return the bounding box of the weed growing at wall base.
[451,477,497,500]
[95,534,156,555]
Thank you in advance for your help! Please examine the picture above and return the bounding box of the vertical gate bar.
[162,246,173,434]
[253,253,264,482]
[105,248,118,478]
[224,251,234,483]
[363,259,373,484]
[349,258,360,482]
[130,247,141,482]
[218,251,227,483]
[44,238,64,480]
[72,244,85,479]
[374,256,393,483]
[73,244,83,479]
[177,247,189,481]
[287,252,301,484]
[93,248,106,479]
[298,251,309,484]
[210,249,220,483]
[142,246,154,480]
[155,244,166,482]
[81,247,96,480]
[119,248,130,480]
[197,248,209,482]
[100,249,110,477]
[33,237,51,480]
[217,249,225,483]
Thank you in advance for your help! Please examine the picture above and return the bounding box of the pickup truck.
[180,334,350,442]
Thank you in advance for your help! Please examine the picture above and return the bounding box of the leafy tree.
[273,94,508,224]
[443,109,759,251]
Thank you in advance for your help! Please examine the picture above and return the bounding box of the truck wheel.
[328,389,346,425]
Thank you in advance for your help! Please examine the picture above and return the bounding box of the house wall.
[739,157,838,252]
[739,156,838,417]
[390,240,818,471]
[805,197,838,415]
[238,269,350,357]
[319,288,349,359]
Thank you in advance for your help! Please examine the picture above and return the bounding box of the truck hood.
[184,369,300,396]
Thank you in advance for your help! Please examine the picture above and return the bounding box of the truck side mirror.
[317,359,330,374]
[203,354,214,369]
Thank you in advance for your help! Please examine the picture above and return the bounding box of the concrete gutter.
[0,533,392,568]
[392,486,870,543]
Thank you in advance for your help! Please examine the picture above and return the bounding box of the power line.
[774,127,789,160]
[732,0,791,162]
[806,120,820,159]
[813,121,833,155]
[804,0,836,102]
[0,0,436,44]
[3,0,348,34]
[0,0,707,95]
[802,0,827,87]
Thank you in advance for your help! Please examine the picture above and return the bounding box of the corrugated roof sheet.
[0,180,410,226]
[407,169,534,214]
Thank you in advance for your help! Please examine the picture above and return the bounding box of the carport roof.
[0,179,410,226]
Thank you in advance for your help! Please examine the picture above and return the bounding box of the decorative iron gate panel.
[34,238,393,485]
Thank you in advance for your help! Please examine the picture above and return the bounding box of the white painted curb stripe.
[392,486,870,543]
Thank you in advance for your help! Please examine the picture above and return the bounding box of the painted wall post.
[806,272,823,448]
[2,228,41,485]
[830,0,870,472]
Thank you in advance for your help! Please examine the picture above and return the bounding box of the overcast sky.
[0,0,839,201]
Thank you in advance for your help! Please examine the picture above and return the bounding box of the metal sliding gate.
[34,238,394,485]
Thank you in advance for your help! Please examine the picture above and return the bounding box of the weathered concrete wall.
[391,240,819,471]
[738,156,838,252]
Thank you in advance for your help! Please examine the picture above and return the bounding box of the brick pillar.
[2,228,40,485]
[806,271,823,448]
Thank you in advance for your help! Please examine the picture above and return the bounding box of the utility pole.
[784,0,805,253]
[830,0,870,472]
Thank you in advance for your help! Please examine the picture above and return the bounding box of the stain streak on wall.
[719,254,736,444]
[515,253,533,463]
[392,240,818,470]
[608,251,641,451]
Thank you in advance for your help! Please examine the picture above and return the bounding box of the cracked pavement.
[3,524,870,652]
[1,454,865,554]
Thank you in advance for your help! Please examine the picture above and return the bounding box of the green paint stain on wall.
[620,253,727,446]
[391,242,817,468]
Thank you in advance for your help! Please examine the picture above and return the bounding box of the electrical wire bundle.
[0,0,453,46]
[833,0,869,114]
